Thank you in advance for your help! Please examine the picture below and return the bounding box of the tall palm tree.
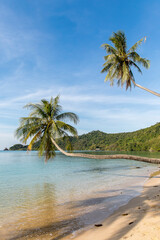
[101,31,160,97]
[16,96,160,164]
[16,96,79,162]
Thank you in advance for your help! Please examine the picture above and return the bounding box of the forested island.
[9,122,160,152]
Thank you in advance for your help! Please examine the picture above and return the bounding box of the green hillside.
[9,122,160,152]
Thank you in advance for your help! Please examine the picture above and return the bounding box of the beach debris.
[122,213,128,216]
[95,224,103,227]
[153,186,158,187]
[129,222,134,225]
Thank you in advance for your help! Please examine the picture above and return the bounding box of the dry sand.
[71,169,160,240]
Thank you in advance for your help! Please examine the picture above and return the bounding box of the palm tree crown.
[16,96,79,161]
[101,31,153,91]
[101,31,150,90]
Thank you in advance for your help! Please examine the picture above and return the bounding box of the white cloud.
[1,85,160,108]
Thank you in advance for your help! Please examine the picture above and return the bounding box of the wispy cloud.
[1,85,160,108]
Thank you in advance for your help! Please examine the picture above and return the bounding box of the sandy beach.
[71,169,160,240]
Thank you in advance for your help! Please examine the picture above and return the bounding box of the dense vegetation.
[10,122,160,152]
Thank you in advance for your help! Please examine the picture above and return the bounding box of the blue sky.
[1,0,160,149]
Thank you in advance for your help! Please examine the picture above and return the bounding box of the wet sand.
[72,169,160,240]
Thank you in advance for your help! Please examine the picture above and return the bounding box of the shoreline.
[64,167,160,240]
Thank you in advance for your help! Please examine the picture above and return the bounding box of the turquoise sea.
[0,151,159,240]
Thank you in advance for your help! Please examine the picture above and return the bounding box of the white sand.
[70,170,160,240]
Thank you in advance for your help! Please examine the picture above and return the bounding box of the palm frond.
[110,31,127,54]
[25,103,48,118]
[104,54,115,61]
[101,44,117,55]
[55,121,78,136]
[28,130,42,150]
[129,61,142,73]
[128,51,141,61]
[121,62,130,85]
[38,128,56,162]
[128,38,144,52]
[56,112,79,124]
[52,95,62,117]
[101,63,113,73]
[137,58,150,69]
[104,63,117,82]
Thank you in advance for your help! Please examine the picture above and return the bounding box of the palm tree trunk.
[131,79,160,97]
[51,138,160,164]
[51,137,70,156]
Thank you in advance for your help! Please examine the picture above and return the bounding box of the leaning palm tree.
[16,96,79,162]
[16,96,160,164]
[101,31,160,97]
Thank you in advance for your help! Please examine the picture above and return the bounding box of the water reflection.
[0,182,60,239]
[4,181,86,240]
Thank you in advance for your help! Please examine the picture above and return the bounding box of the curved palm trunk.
[51,138,160,164]
[131,79,160,97]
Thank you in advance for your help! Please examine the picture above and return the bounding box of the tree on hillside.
[101,31,160,97]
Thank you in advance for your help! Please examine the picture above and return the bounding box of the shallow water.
[0,151,158,239]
